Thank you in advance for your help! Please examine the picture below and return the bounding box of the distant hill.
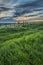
[0,19,17,24]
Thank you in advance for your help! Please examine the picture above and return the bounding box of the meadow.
[0,22,43,65]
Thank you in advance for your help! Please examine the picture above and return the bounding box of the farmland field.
[0,22,43,65]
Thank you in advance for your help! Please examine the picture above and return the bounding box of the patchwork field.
[0,22,43,65]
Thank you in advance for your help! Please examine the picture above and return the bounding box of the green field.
[0,22,43,65]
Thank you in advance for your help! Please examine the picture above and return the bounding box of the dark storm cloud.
[14,0,43,17]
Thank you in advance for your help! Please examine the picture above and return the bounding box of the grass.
[0,22,43,65]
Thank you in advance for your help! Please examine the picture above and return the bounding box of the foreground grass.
[0,23,43,65]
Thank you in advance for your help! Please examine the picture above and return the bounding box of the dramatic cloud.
[0,0,43,22]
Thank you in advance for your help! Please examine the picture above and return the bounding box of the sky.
[0,0,43,22]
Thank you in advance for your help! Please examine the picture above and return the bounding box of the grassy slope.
[0,23,43,65]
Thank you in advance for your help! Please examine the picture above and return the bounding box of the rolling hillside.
[0,22,43,65]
